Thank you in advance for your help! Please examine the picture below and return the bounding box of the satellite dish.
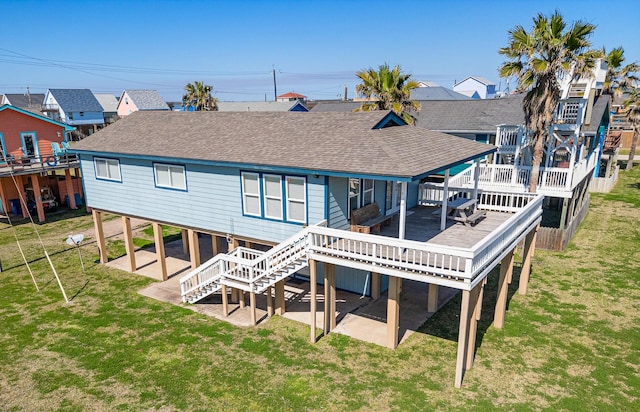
[66,234,85,246]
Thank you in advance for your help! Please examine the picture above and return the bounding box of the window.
[154,163,186,190]
[68,113,74,120]
[362,179,374,206]
[94,157,121,181]
[349,178,374,212]
[263,174,283,219]
[0,133,5,162]
[241,172,261,216]
[286,176,306,223]
[349,178,360,211]
[241,172,307,224]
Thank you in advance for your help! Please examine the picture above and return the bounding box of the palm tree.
[623,87,640,170]
[603,46,639,97]
[499,11,600,192]
[354,63,420,124]
[182,81,218,111]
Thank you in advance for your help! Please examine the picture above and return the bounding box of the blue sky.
[1,0,638,102]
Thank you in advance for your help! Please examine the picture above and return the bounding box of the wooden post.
[266,286,273,317]
[31,174,45,223]
[519,226,538,295]
[92,209,107,263]
[74,168,83,200]
[386,276,401,349]
[309,259,317,343]
[559,198,569,229]
[188,229,200,269]
[64,169,77,209]
[427,283,439,312]
[212,234,219,256]
[466,283,483,370]
[495,249,515,328]
[15,175,29,219]
[152,222,168,281]
[371,272,381,299]
[245,241,253,249]
[229,287,238,304]
[328,263,336,330]
[122,216,136,272]
[275,280,285,315]
[324,266,331,336]
[454,289,472,388]
[181,229,189,254]
[250,291,257,326]
[239,291,246,309]
[0,180,10,216]
[221,284,229,317]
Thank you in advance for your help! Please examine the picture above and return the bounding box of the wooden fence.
[590,166,619,193]
[536,194,590,251]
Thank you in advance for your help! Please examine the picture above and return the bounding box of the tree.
[499,11,600,192]
[354,63,420,124]
[182,81,218,111]
[623,87,640,170]
[603,46,639,97]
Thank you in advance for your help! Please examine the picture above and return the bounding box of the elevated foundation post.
[152,222,168,281]
[371,272,381,299]
[250,291,257,325]
[92,209,107,264]
[31,174,45,223]
[309,259,317,343]
[266,286,273,317]
[427,283,439,312]
[221,284,229,317]
[519,225,539,295]
[495,248,515,328]
[188,229,200,269]
[64,169,77,209]
[122,216,136,272]
[275,279,286,315]
[386,276,401,349]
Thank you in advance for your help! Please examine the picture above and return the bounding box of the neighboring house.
[309,101,362,112]
[276,91,306,102]
[72,109,543,387]
[42,89,105,138]
[0,104,83,222]
[93,93,120,125]
[418,62,612,250]
[217,101,309,112]
[410,86,471,101]
[116,90,169,117]
[1,93,45,114]
[453,76,496,99]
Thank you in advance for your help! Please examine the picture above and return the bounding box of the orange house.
[0,104,83,222]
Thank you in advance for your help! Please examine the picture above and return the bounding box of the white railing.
[555,98,587,126]
[571,148,598,187]
[418,184,538,213]
[496,125,523,153]
[182,194,543,300]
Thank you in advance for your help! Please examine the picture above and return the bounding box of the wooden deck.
[378,205,512,249]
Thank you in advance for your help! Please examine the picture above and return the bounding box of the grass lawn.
[1,169,639,411]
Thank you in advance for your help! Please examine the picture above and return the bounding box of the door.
[21,133,39,160]
[385,181,402,215]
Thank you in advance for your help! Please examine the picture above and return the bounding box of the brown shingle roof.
[72,111,495,179]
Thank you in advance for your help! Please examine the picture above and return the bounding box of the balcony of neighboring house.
[553,98,588,131]
[0,152,79,178]
[41,103,60,112]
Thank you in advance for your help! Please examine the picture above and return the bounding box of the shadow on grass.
[418,262,527,355]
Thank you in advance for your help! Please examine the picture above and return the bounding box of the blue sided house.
[72,109,544,387]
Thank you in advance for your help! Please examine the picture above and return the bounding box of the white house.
[453,76,496,99]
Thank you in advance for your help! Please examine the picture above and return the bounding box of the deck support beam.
[371,272,380,299]
[386,276,401,349]
[455,281,482,388]
[309,259,317,343]
[250,291,257,326]
[122,216,136,272]
[323,263,336,335]
[239,291,245,309]
[427,284,439,312]
[16,176,29,219]
[495,248,515,328]
[64,169,77,209]
[31,173,45,223]
[0,180,9,216]
[92,209,107,264]
[266,286,273,317]
[221,284,229,317]
[519,225,538,295]
[152,222,168,281]
[181,229,189,254]
[275,279,285,315]
[188,229,200,269]
[212,234,220,256]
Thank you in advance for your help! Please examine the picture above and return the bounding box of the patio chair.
[51,142,65,156]
[61,141,70,152]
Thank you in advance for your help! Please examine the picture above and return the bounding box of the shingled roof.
[72,111,495,180]
[122,90,169,110]
[217,101,308,112]
[415,95,525,132]
[48,89,103,112]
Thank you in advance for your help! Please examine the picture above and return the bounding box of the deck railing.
[555,98,587,125]
[0,153,79,177]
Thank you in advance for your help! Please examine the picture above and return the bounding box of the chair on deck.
[61,141,70,152]
[51,142,65,156]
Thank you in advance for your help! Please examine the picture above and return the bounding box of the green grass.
[1,169,639,410]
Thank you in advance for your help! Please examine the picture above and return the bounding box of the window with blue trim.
[241,172,307,223]
[0,133,5,162]
[154,163,186,190]
[94,157,121,181]
[349,178,374,212]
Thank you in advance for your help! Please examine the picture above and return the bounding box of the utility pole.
[273,68,277,102]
